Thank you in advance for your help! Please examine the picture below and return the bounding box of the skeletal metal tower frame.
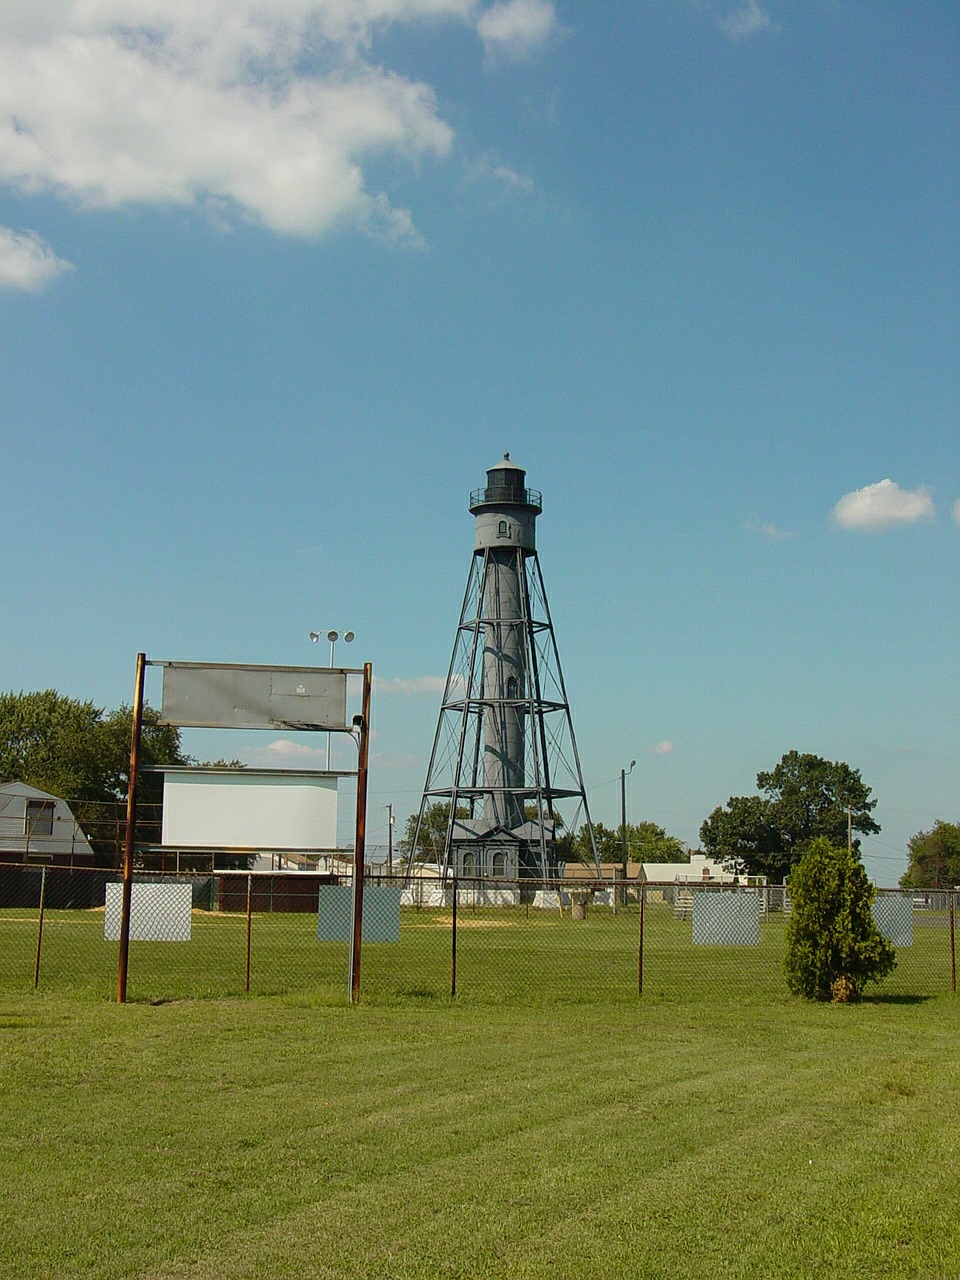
[409,496,600,881]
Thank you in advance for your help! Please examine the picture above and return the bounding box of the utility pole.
[621,759,636,897]
[386,803,394,873]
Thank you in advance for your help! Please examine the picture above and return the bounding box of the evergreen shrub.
[784,838,895,1001]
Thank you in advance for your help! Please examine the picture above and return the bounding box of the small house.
[0,781,96,866]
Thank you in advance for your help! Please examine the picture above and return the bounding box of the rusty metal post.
[245,873,253,993]
[950,898,956,996]
[117,652,146,1004]
[638,885,645,997]
[33,865,47,989]
[451,876,458,998]
[349,663,372,1004]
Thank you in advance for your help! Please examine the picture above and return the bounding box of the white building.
[638,853,739,884]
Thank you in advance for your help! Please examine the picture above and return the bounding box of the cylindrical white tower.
[470,455,540,831]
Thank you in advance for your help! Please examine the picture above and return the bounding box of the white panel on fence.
[872,894,913,947]
[692,890,761,946]
[458,886,520,908]
[316,886,401,942]
[532,890,571,910]
[103,882,193,941]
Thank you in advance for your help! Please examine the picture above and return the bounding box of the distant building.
[0,781,96,866]
[637,853,736,884]
[560,855,738,884]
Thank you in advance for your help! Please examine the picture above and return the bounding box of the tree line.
[0,690,248,864]
[400,749,957,888]
[398,803,688,866]
[2,691,956,887]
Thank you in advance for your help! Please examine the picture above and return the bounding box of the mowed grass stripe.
[139,1009,957,1280]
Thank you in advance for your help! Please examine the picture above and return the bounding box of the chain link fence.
[1,866,956,1004]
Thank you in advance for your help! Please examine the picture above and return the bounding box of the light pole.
[386,803,394,873]
[310,628,354,769]
[621,759,637,891]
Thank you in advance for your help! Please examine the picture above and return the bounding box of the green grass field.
[1,900,958,1279]
[1,990,958,1279]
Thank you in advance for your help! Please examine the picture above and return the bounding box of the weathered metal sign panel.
[159,663,347,730]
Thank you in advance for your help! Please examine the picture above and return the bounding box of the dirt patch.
[414,914,524,929]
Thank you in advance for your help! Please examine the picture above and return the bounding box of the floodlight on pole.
[621,759,637,887]
[309,628,355,768]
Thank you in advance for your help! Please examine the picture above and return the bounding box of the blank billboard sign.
[159,663,347,730]
[161,769,337,850]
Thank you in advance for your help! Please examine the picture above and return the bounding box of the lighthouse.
[409,454,599,881]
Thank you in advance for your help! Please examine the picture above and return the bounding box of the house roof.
[450,817,556,844]
[0,780,61,801]
[562,860,645,880]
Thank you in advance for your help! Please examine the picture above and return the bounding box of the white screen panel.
[161,771,337,850]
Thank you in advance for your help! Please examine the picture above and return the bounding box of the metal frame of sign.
[116,654,372,1005]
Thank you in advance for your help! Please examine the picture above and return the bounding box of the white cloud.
[719,1,774,41]
[477,0,555,62]
[0,2,552,242]
[265,738,328,759]
[373,674,460,695]
[0,225,72,290]
[953,498,960,526]
[831,479,935,532]
[650,741,675,756]
[462,150,533,198]
[746,521,797,540]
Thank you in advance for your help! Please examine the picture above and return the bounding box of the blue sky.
[1,1,957,883]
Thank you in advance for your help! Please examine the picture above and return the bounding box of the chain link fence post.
[638,882,644,997]
[245,872,253,993]
[451,876,458,999]
[33,865,47,989]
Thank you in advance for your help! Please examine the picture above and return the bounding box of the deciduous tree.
[398,801,468,863]
[701,751,880,880]
[558,820,687,865]
[899,821,960,890]
[0,689,187,803]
